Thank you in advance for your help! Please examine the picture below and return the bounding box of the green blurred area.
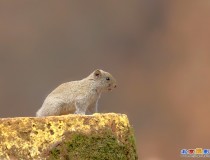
[0,1,210,159]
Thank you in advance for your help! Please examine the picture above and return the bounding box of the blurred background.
[0,0,210,159]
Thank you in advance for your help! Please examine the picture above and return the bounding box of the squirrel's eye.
[106,77,110,81]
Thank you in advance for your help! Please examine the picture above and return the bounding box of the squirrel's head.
[90,69,117,92]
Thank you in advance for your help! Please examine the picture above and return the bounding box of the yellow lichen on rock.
[0,113,138,160]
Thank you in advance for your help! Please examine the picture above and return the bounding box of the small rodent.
[36,69,117,117]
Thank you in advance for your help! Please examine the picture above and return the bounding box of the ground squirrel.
[36,69,117,117]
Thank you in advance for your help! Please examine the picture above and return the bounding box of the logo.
[195,148,203,154]
[203,149,210,155]
[180,149,188,155]
[188,149,195,154]
[180,148,210,158]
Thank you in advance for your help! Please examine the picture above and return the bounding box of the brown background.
[0,1,210,159]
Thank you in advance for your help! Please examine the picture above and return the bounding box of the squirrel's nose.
[114,85,117,88]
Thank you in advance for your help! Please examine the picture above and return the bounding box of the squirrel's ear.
[94,69,101,78]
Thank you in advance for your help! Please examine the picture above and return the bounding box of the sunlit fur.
[36,69,117,117]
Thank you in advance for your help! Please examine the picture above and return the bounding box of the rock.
[0,113,138,160]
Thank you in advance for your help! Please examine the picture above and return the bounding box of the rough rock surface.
[0,113,138,160]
